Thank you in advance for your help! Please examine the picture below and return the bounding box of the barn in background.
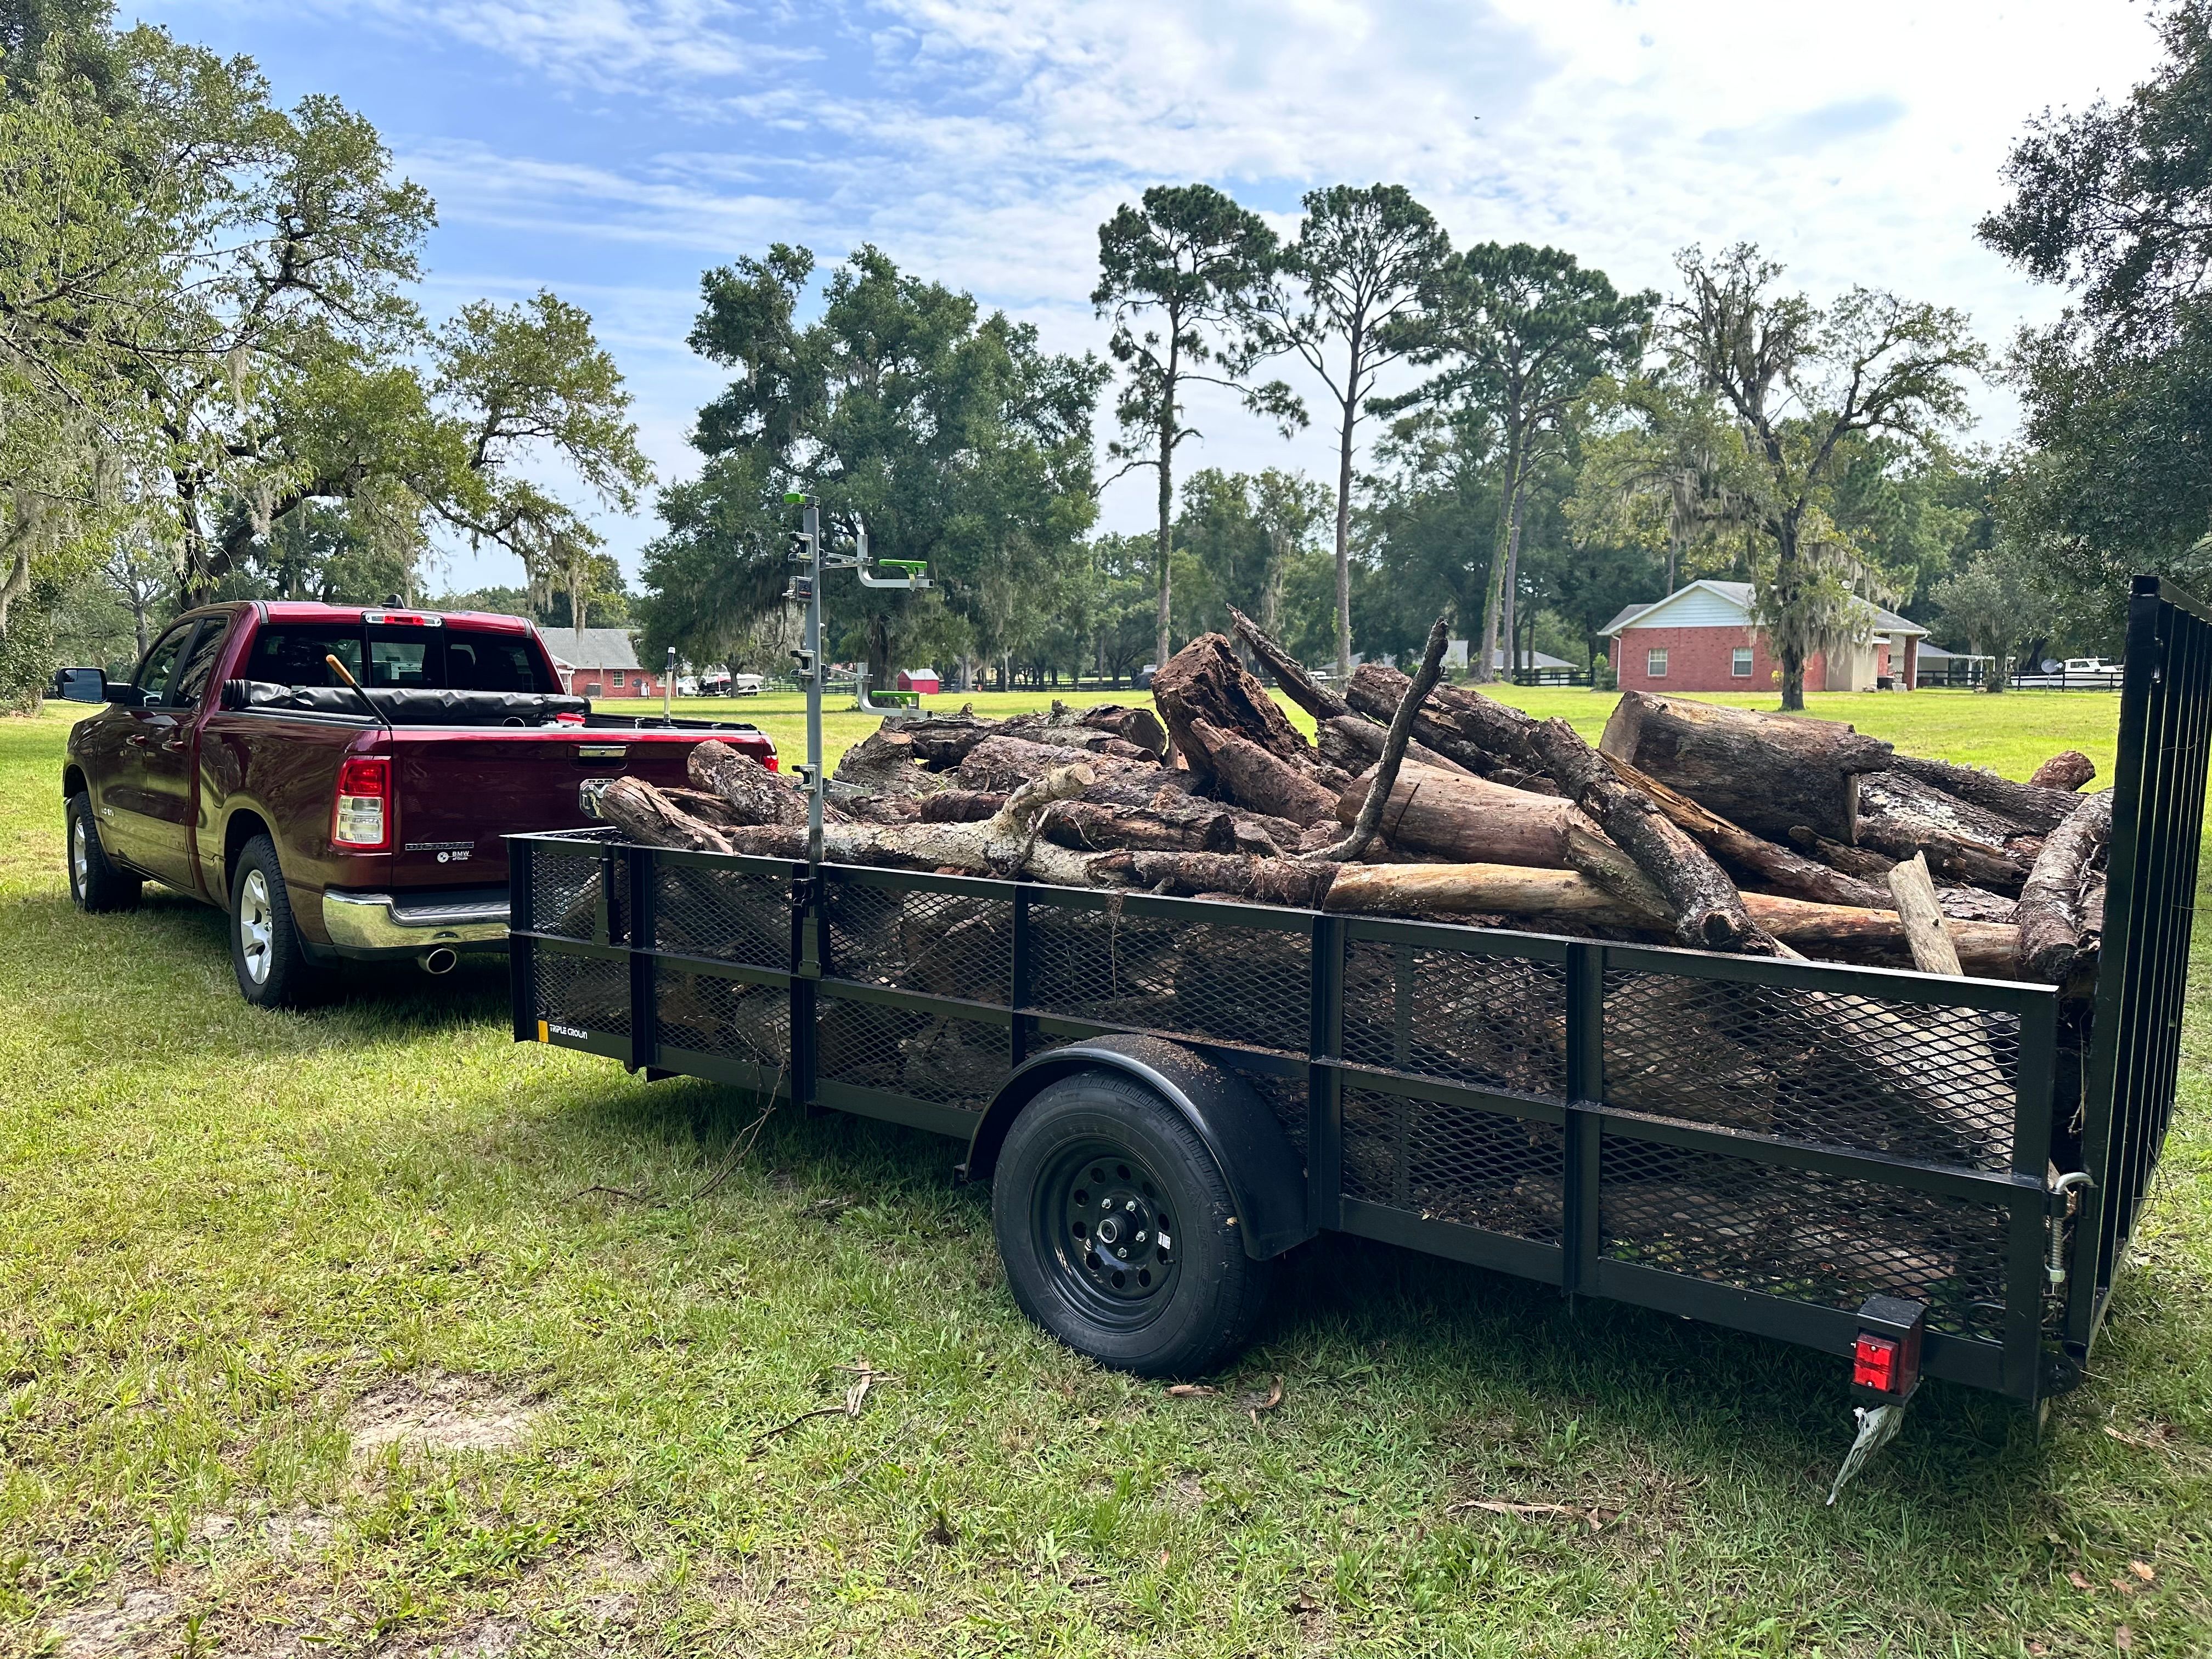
[1600,580,1927,693]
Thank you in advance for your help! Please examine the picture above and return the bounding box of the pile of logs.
[587,607,2111,991]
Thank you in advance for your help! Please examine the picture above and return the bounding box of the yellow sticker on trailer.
[537,1019,549,1042]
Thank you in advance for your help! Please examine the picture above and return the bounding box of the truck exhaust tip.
[418,946,459,975]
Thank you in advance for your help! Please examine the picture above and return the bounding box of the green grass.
[1,689,2207,1657]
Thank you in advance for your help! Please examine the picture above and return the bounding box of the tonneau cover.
[224,681,590,725]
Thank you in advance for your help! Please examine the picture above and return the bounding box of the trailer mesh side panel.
[1342,1088,1564,1244]
[1026,902,1310,1053]
[1601,970,2018,1170]
[533,951,630,1036]
[529,848,610,941]
[823,881,1013,1005]
[655,963,789,1070]
[817,994,1003,1113]
[1341,941,1568,1098]
[1598,1136,2010,1339]
[656,865,788,969]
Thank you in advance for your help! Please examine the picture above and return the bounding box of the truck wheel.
[992,1070,1273,1378]
[66,792,140,913]
[229,835,323,1009]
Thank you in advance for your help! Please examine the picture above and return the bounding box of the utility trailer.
[509,577,2210,1413]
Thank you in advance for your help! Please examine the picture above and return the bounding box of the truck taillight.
[764,752,777,772]
[332,755,390,849]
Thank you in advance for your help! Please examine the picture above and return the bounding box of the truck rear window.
[247,624,555,693]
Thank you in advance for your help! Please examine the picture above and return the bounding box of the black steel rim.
[1031,1136,1181,1329]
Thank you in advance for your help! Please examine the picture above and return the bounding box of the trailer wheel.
[992,1070,1273,1378]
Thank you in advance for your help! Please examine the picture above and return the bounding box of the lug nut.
[1125,1199,1138,1211]
[1116,1248,1128,1259]
[1135,1229,1146,1242]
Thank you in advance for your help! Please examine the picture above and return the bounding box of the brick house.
[537,627,663,699]
[1600,580,1927,693]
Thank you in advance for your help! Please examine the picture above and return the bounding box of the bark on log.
[1040,798,1240,854]
[1889,754,2084,834]
[1531,715,1778,953]
[1786,825,1897,880]
[2029,751,2097,792]
[1855,771,2031,893]
[1228,604,1352,721]
[595,776,733,854]
[1599,690,1893,844]
[1599,752,1893,909]
[1335,761,1599,868]
[1887,853,1965,976]
[833,726,945,797]
[2016,790,2115,983]
[957,733,1184,795]
[1000,702,1168,760]
[1097,850,1340,907]
[1188,719,1339,826]
[898,715,1000,768]
[1346,663,1543,775]
[688,739,809,826]
[1152,632,1312,778]
[917,789,1007,822]
[1315,714,1473,778]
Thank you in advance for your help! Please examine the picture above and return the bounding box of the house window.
[611,671,625,687]
[1646,647,1668,678]
[1731,646,1754,678]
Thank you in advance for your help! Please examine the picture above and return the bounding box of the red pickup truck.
[60,601,777,1007]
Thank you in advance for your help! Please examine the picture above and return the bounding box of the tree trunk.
[1599,752,1893,909]
[1315,714,1472,778]
[688,739,809,826]
[1229,605,1351,721]
[2016,790,2114,983]
[1096,851,1340,907]
[1775,515,1805,710]
[1335,762,1596,868]
[2029,751,2096,792]
[1599,689,1893,844]
[1476,425,1522,684]
[1889,754,2085,835]
[1040,799,1239,854]
[1155,347,1178,674]
[1334,380,1356,685]
[1531,715,1777,953]
[1854,771,2032,893]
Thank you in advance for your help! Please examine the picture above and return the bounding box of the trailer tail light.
[1851,1295,1925,1403]
[332,755,391,849]
[764,752,778,771]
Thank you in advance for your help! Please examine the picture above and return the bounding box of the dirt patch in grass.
[345,1371,540,1459]
[45,1586,182,1658]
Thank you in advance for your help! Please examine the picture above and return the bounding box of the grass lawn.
[1,686,2205,1657]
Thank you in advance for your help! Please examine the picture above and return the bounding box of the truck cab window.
[134,625,194,704]
[248,627,364,686]
[368,636,433,687]
[172,620,232,708]
[445,634,550,692]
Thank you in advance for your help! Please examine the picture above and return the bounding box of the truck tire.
[66,792,140,913]
[992,1070,1273,1378]
[229,834,323,1009]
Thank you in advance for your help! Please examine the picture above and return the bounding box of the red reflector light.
[764,753,778,771]
[332,755,390,849]
[1852,1334,1901,1393]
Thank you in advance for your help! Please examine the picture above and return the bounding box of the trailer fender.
[967,1033,1310,1260]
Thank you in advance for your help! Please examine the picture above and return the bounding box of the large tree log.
[1315,713,1473,778]
[1531,716,1778,953]
[1152,632,1313,776]
[956,733,1184,795]
[1854,771,2032,893]
[1228,604,1352,721]
[2030,751,2097,792]
[917,789,1007,822]
[1041,798,1240,854]
[688,739,809,826]
[1335,761,1601,869]
[595,776,733,854]
[1599,690,1894,844]
[1887,853,1965,976]
[1000,701,1167,760]
[1321,615,1449,861]
[1321,864,2020,975]
[832,725,945,797]
[898,715,1000,768]
[1097,850,1340,907]
[1346,663,1543,776]
[1599,752,1892,909]
[2016,790,2115,982]
[1187,719,1339,826]
[1889,754,2084,834]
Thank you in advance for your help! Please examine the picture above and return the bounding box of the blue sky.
[141,0,2168,593]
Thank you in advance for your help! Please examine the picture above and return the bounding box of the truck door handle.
[125,731,149,747]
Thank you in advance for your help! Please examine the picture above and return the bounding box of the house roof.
[1487,647,1576,671]
[1599,579,1928,639]
[537,627,645,671]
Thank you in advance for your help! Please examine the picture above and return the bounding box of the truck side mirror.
[50,667,106,703]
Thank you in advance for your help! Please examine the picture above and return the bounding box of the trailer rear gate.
[510,577,2212,1406]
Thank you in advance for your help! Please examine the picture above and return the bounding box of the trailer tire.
[229,834,323,1009]
[66,792,140,913]
[993,1070,1272,1378]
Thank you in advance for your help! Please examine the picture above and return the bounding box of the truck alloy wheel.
[237,870,275,986]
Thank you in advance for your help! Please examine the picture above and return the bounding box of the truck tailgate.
[392,730,704,890]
